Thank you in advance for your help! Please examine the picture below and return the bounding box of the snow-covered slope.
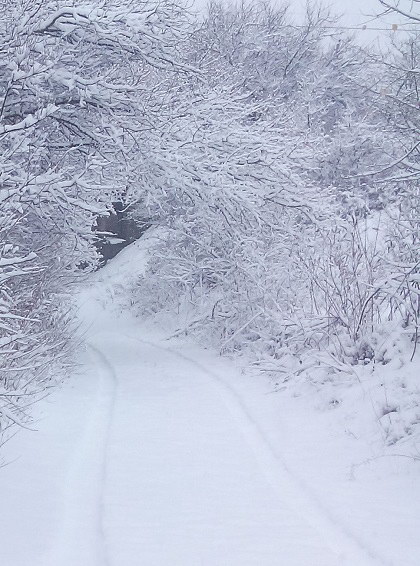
[0,234,419,566]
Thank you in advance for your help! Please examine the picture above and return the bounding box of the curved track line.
[122,332,391,566]
[42,345,116,566]
[87,343,118,566]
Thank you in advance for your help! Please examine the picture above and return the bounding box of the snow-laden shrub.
[128,2,418,373]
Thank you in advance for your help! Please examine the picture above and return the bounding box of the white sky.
[298,0,387,23]
[294,0,380,23]
[294,0,410,29]
[192,0,415,46]
[294,0,408,44]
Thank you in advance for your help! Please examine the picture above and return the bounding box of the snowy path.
[0,311,410,566]
[1,237,418,566]
[27,321,381,566]
[0,316,411,566]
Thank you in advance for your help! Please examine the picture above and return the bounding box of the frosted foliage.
[131,2,418,382]
[0,0,190,438]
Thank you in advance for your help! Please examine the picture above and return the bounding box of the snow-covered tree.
[0,0,192,439]
[128,1,418,370]
[378,0,420,23]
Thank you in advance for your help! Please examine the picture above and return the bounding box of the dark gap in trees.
[94,202,149,264]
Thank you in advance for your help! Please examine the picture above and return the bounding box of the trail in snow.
[42,319,380,566]
[88,329,342,566]
[0,236,418,566]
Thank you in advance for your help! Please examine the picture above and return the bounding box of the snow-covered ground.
[0,235,419,566]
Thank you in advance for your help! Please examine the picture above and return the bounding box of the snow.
[0,235,419,565]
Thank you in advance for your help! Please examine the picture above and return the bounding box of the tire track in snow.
[42,344,116,566]
[123,332,391,566]
[88,343,118,566]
